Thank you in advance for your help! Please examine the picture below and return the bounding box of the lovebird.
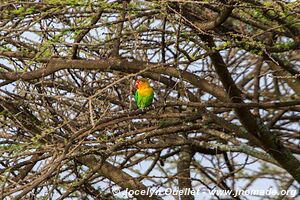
[135,78,154,108]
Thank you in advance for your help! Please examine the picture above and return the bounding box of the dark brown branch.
[169,2,233,31]
[177,146,194,200]
[200,35,300,183]
[110,1,128,56]
[164,100,300,109]
[71,9,103,59]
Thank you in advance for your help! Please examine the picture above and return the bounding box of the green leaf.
[11,7,26,15]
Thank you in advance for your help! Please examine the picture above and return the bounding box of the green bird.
[135,78,154,109]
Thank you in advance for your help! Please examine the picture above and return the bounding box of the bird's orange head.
[135,78,150,89]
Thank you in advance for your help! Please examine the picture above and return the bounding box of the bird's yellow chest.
[138,87,153,96]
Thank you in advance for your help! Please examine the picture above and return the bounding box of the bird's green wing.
[135,90,141,108]
[141,90,154,108]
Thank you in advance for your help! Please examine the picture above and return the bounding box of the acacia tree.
[0,0,299,199]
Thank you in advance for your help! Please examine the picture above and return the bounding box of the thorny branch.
[0,0,299,199]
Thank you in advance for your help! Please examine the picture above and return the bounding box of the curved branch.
[0,56,228,101]
[194,6,233,30]
[170,2,233,30]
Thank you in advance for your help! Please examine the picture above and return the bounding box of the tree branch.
[0,56,227,101]
[77,156,162,200]
[200,35,300,183]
